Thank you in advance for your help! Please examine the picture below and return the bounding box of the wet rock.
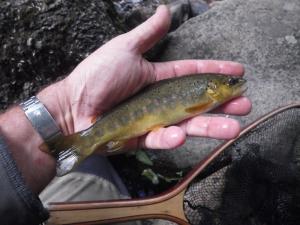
[0,0,124,110]
[112,0,209,31]
[152,0,300,169]
[0,0,210,111]
[168,0,192,31]
[112,0,162,30]
[111,0,210,60]
[189,0,210,17]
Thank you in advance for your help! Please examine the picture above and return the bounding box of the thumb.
[123,5,171,54]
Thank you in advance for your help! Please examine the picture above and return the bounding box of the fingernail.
[229,61,242,66]
[156,5,163,13]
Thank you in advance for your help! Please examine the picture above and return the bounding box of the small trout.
[42,74,246,176]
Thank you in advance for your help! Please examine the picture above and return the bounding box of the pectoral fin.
[185,100,213,114]
[105,140,127,153]
[148,124,164,132]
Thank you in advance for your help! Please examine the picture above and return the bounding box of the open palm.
[62,5,251,150]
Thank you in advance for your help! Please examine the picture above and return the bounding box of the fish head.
[206,75,247,102]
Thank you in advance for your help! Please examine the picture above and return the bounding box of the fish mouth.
[233,79,247,96]
[240,82,248,94]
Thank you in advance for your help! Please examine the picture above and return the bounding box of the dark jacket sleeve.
[0,136,49,225]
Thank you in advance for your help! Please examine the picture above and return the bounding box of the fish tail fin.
[40,133,87,176]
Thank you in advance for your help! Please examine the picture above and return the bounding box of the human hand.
[42,5,251,151]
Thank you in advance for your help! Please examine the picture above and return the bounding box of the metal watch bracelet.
[20,96,62,143]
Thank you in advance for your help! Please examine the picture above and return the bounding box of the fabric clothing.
[40,155,141,225]
[40,155,131,204]
[0,135,48,225]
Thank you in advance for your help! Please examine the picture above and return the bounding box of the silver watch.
[20,96,62,142]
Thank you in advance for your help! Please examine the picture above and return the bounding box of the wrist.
[0,80,75,194]
[37,79,75,135]
[0,106,56,194]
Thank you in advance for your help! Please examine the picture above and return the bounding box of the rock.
[112,0,162,30]
[151,0,300,169]
[0,0,124,110]
[189,0,210,17]
[111,0,210,60]
[112,0,209,31]
[0,0,210,111]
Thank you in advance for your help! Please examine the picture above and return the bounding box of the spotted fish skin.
[42,74,246,176]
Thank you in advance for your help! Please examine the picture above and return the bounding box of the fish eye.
[228,78,239,86]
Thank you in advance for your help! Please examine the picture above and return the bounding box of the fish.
[41,74,247,176]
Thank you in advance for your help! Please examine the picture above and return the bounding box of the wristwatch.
[20,96,62,143]
[20,96,76,176]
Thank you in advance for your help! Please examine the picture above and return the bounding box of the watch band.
[20,96,62,142]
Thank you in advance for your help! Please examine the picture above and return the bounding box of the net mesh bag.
[183,106,300,225]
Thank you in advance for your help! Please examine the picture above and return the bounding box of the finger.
[152,60,245,81]
[123,5,171,54]
[213,96,252,115]
[139,126,186,149]
[139,115,241,150]
[180,116,241,140]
